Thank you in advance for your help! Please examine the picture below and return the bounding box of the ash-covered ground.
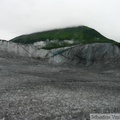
[0,51,120,120]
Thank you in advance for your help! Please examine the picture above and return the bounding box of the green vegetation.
[11,26,119,49]
[10,26,116,43]
[115,42,120,47]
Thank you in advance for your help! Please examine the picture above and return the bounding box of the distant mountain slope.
[10,26,116,45]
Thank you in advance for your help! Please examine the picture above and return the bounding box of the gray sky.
[0,0,120,42]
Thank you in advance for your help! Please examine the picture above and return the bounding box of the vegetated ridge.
[10,26,117,45]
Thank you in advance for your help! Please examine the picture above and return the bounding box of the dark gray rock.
[50,43,120,68]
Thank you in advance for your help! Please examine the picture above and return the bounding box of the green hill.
[10,26,118,49]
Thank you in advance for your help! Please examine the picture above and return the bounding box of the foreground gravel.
[0,50,120,120]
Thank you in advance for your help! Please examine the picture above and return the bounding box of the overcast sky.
[0,0,120,42]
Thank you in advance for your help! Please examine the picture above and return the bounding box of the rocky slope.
[49,43,120,69]
[0,40,120,68]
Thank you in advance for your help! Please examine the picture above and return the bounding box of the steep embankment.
[0,40,120,69]
[10,26,116,46]
[49,43,120,69]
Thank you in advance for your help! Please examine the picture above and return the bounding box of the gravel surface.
[0,50,120,120]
